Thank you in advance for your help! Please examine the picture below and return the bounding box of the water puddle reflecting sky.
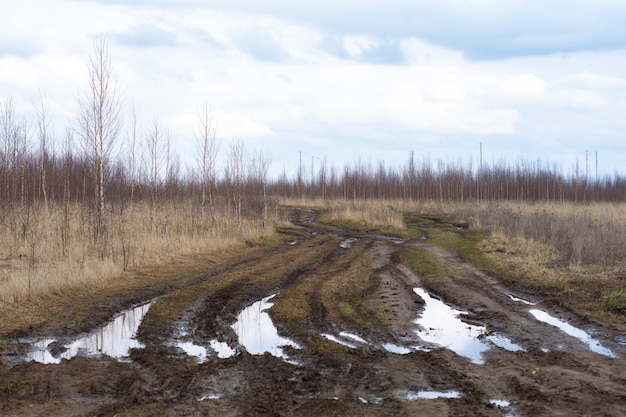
[174,294,301,363]
[383,342,412,354]
[413,288,522,364]
[231,294,301,358]
[340,238,358,249]
[26,301,153,364]
[529,309,615,357]
[508,294,537,305]
[399,390,461,401]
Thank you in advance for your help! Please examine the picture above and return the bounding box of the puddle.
[321,332,416,355]
[339,331,367,344]
[383,342,412,354]
[176,294,297,363]
[489,399,520,417]
[508,294,537,305]
[321,331,371,349]
[340,238,358,248]
[413,288,522,364]
[175,338,236,362]
[25,301,154,364]
[198,393,222,401]
[398,390,461,401]
[210,340,236,358]
[232,294,301,359]
[490,399,510,407]
[322,333,358,349]
[529,309,615,357]
[177,341,209,362]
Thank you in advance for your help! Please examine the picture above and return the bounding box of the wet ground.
[1,208,626,416]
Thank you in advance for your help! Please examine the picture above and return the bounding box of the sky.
[1,0,626,179]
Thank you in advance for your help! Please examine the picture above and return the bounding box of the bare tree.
[126,104,140,208]
[34,91,52,229]
[251,149,271,229]
[76,39,123,247]
[225,138,246,232]
[195,103,219,225]
[146,114,165,233]
[1,98,18,207]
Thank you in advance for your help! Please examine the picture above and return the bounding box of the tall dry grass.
[0,200,277,304]
[450,202,626,268]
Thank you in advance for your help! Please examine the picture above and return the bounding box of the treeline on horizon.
[1,110,625,212]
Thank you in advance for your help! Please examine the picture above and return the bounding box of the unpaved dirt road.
[2,208,626,416]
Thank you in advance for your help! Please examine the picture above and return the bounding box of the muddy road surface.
[2,208,626,416]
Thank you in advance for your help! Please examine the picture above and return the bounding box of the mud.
[1,208,626,416]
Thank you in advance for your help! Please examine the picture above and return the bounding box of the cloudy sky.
[2,0,626,178]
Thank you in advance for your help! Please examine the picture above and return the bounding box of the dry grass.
[0,200,277,305]
[450,201,626,267]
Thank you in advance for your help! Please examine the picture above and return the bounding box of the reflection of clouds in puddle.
[178,294,297,363]
[339,332,367,344]
[413,288,521,364]
[398,390,461,401]
[486,335,524,352]
[232,294,301,359]
[490,399,520,417]
[26,302,153,364]
[322,333,357,348]
[490,399,510,407]
[383,342,411,354]
[198,393,222,401]
[177,341,209,362]
[176,339,236,362]
[529,309,615,357]
[210,340,236,358]
[323,331,417,354]
[508,294,537,305]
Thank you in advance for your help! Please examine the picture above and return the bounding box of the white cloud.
[0,57,38,89]
[501,74,547,99]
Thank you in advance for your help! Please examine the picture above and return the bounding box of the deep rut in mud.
[2,208,626,417]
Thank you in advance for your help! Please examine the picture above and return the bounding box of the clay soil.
[1,208,626,416]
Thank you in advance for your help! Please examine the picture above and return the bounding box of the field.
[1,201,625,416]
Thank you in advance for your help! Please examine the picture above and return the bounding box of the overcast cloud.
[1,0,625,177]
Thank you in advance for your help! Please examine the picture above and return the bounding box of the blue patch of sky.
[235,32,286,62]
[112,24,178,48]
[0,40,41,58]
[319,36,404,65]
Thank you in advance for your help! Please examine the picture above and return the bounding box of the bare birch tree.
[195,103,219,225]
[126,104,140,209]
[251,149,271,229]
[225,138,246,232]
[34,91,51,229]
[76,39,123,248]
[146,115,165,234]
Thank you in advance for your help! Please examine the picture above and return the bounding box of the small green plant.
[604,289,626,312]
